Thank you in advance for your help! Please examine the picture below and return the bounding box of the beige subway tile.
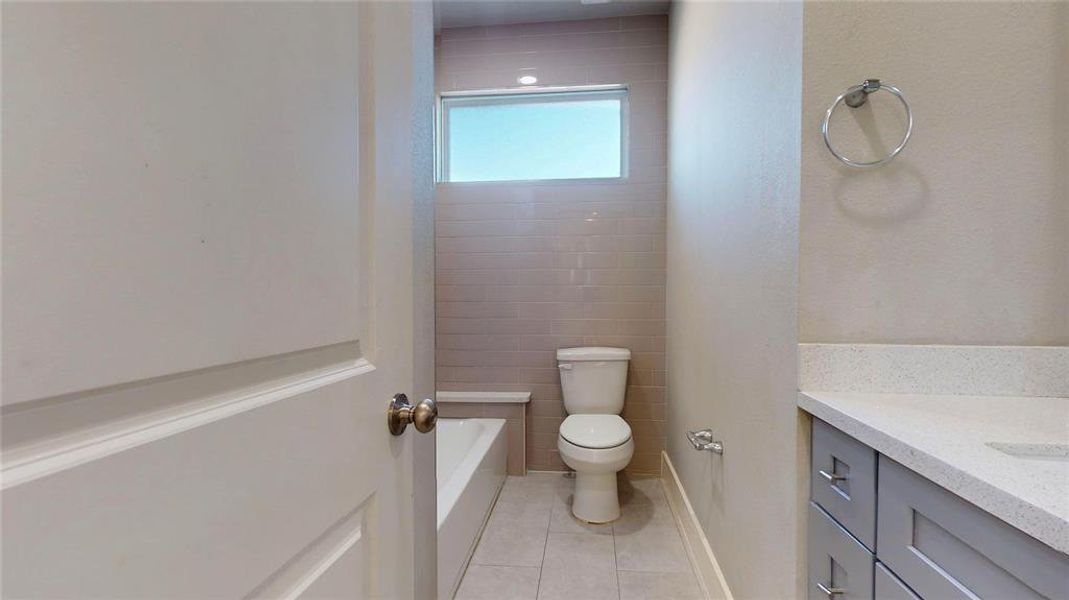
[626,386,666,404]
[484,17,621,39]
[619,14,668,30]
[554,217,618,236]
[518,302,586,320]
[437,334,521,351]
[585,334,664,352]
[622,402,665,421]
[519,367,561,385]
[581,285,664,303]
[616,319,666,336]
[482,319,551,335]
[436,220,517,237]
[529,400,567,418]
[478,404,521,419]
[438,252,556,270]
[438,403,482,418]
[550,319,619,336]
[438,366,520,384]
[486,285,583,303]
[582,301,661,319]
[531,415,565,434]
[587,269,664,285]
[437,319,488,335]
[528,383,563,401]
[507,419,526,476]
[438,301,518,318]
[629,352,665,371]
[438,203,515,221]
[519,334,584,351]
[436,285,487,302]
[555,252,618,269]
[440,26,487,41]
[618,252,665,270]
[591,62,668,84]
[620,28,669,47]
[436,269,520,286]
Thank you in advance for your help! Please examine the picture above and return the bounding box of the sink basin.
[986,442,1069,462]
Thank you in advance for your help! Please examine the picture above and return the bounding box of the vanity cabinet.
[808,418,1069,600]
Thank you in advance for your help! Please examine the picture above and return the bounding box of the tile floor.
[455,472,704,600]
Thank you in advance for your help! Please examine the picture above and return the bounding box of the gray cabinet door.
[875,563,921,600]
[812,418,878,550]
[877,456,1069,600]
[809,502,875,600]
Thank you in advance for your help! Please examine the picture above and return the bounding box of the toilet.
[556,346,634,523]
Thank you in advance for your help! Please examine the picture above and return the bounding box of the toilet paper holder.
[686,429,724,454]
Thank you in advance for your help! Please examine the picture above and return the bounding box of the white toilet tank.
[557,347,630,414]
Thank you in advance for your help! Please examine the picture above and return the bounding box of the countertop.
[798,391,1069,555]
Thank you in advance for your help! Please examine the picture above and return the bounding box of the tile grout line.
[611,513,622,600]
[533,477,554,600]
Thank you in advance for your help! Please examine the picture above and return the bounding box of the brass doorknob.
[387,393,437,436]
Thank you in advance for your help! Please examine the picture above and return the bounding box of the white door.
[1,1,436,598]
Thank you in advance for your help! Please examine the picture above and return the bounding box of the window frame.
[436,84,630,184]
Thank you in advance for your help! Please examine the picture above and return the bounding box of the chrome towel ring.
[822,79,913,168]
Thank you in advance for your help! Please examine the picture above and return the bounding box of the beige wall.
[800,2,1069,345]
[435,16,668,473]
[666,2,803,598]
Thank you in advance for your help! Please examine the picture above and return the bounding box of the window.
[438,87,627,183]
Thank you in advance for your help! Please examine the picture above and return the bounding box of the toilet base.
[558,435,634,524]
[571,471,620,523]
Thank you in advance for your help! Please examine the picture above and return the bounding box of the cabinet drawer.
[808,502,874,600]
[875,563,920,600]
[811,418,877,550]
[877,456,1069,600]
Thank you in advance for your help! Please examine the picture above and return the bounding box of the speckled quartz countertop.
[798,391,1069,555]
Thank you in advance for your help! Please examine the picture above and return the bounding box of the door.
[1,1,436,598]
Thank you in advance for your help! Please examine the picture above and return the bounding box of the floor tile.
[455,565,541,600]
[461,473,703,600]
[613,519,691,573]
[614,478,677,535]
[497,472,565,506]
[618,570,704,600]
[471,493,552,567]
[537,533,618,600]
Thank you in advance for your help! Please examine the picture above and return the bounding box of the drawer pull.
[819,469,847,483]
[816,582,846,598]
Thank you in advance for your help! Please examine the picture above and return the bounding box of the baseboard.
[661,451,734,600]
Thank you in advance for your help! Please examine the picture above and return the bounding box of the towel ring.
[822,79,913,168]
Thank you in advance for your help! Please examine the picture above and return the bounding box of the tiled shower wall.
[435,16,668,473]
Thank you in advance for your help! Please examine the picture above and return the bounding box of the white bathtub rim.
[437,417,506,530]
[436,391,531,404]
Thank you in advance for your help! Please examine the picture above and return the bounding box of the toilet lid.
[559,415,632,449]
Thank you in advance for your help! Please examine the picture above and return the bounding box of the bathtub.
[437,418,507,599]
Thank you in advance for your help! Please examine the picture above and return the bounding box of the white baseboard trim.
[661,451,734,600]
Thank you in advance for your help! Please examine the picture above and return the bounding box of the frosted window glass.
[440,89,626,182]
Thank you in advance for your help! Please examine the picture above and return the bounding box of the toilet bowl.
[556,347,633,523]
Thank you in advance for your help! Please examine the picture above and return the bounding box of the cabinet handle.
[819,469,847,483]
[816,582,846,597]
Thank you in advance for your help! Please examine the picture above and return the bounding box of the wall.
[666,2,803,599]
[435,15,668,473]
[800,2,1069,345]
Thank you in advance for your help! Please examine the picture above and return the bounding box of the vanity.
[800,391,1069,600]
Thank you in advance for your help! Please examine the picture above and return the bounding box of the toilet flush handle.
[558,363,573,371]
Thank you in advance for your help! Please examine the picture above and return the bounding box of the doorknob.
[387,393,437,436]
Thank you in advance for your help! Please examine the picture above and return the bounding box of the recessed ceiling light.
[518,75,538,85]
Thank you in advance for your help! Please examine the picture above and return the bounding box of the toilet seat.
[559,414,632,449]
